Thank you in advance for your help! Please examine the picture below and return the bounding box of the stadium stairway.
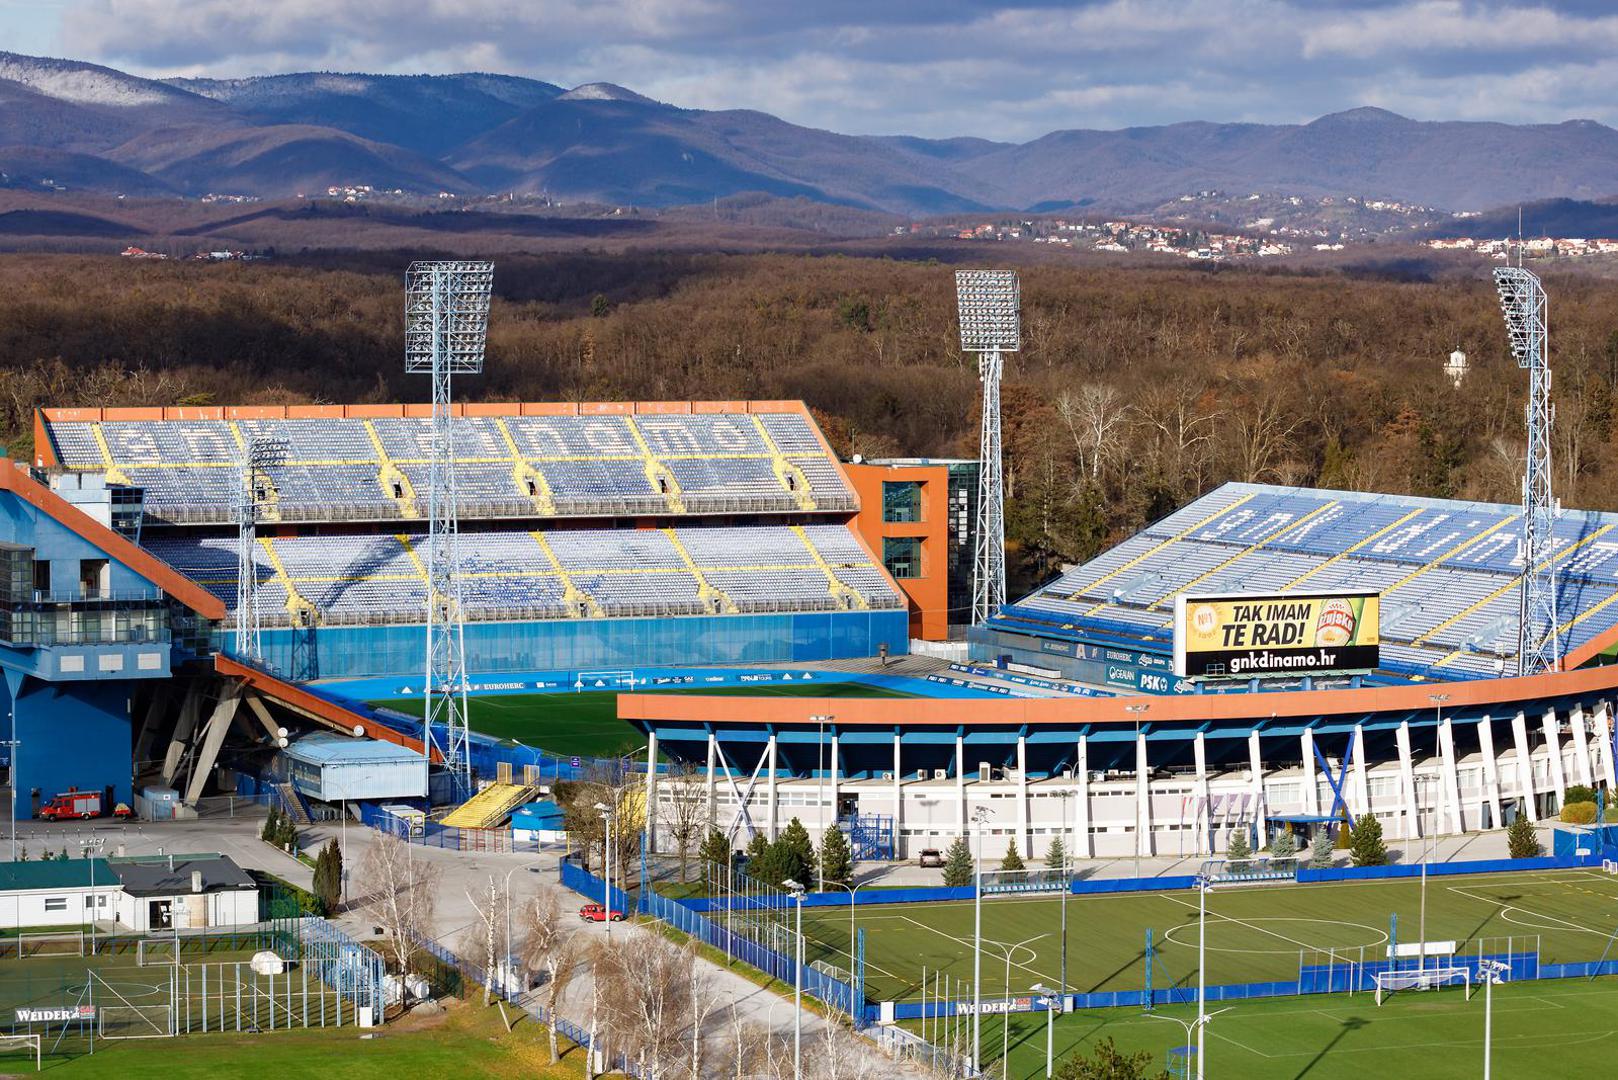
[277,782,314,826]
[440,782,540,829]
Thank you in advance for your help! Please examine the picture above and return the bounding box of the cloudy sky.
[6,0,1618,139]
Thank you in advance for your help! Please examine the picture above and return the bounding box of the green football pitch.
[946,976,1618,1080]
[373,681,916,758]
[791,867,1618,1004]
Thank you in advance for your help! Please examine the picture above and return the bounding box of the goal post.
[0,1033,41,1071]
[574,669,637,692]
[1373,966,1473,1006]
[137,938,179,966]
[16,931,84,959]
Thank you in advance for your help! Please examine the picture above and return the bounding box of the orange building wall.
[846,461,949,640]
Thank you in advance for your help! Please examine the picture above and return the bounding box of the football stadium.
[1,260,1617,1077]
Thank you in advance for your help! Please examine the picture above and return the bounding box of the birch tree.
[355,832,440,978]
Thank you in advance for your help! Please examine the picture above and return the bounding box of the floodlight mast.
[405,260,494,796]
[1493,265,1559,675]
[234,435,289,662]
[955,269,1019,625]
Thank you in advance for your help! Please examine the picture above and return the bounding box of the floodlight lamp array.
[1493,266,1543,370]
[954,269,1020,353]
[245,436,289,470]
[405,260,495,374]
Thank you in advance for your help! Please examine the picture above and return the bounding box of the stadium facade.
[628,483,1618,860]
[3,400,907,815]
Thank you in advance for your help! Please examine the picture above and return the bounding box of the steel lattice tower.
[234,436,288,663]
[1494,265,1560,674]
[405,260,494,793]
[955,270,1019,624]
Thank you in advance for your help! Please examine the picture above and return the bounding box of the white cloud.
[37,0,1618,137]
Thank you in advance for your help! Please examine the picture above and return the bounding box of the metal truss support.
[1494,266,1560,674]
[405,260,493,797]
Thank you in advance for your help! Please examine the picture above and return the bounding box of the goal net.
[0,1033,40,1071]
[1373,966,1473,1006]
[575,670,637,692]
[17,931,84,959]
[1199,855,1300,888]
[137,938,179,966]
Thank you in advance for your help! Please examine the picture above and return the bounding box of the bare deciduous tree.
[355,832,440,979]
[591,926,701,1078]
[660,760,711,883]
[460,874,507,1008]
[518,887,578,1064]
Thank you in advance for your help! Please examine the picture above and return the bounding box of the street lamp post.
[811,714,833,847]
[594,802,614,941]
[1056,789,1073,1001]
[784,878,807,1080]
[1125,703,1150,879]
[1196,875,1207,1080]
[1481,958,1508,1080]
[979,932,1047,1078]
[1423,692,1449,979]
[971,805,994,1073]
[1030,983,1059,1079]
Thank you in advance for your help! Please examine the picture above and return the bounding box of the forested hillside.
[3,253,1614,592]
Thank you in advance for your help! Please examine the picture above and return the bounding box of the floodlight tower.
[1494,265,1560,675]
[234,435,288,663]
[405,260,494,795]
[955,269,1019,625]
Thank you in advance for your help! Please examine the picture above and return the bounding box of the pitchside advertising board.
[1173,590,1380,679]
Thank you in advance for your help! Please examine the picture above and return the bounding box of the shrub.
[1560,801,1599,825]
[1054,1036,1170,1080]
[1349,813,1387,867]
[698,828,732,875]
[1507,816,1541,859]
[1564,784,1597,807]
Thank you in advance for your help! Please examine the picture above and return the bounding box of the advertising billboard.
[1173,591,1380,679]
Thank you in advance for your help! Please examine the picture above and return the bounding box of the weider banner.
[1173,591,1380,679]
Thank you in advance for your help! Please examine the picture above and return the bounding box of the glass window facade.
[881,481,924,523]
[883,537,923,579]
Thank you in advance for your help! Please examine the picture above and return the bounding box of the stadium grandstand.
[624,480,1618,865]
[0,400,906,817]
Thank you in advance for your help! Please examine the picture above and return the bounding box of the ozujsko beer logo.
[1314,598,1358,647]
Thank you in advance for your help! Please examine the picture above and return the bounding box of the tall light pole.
[405,260,493,796]
[784,878,807,1079]
[1423,692,1449,978]
[954,269,1019,624]
[1196,875,1207,1080]
[1030,983,1059,1079]
[234,434,288,662]
[971,805,994,1073]
[594,801,614,941]
[1125,703,1150,879]
[1056,789,1073,1001]
[811,714,833,848]
[990,932,1047,1076]
[1481,958,1508,1079]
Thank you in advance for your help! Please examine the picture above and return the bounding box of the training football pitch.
[373,681,916,758]
[792,867,1618,1003]
[962,976,1618,1080]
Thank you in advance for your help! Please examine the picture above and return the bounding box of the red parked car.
[578,903,625,923]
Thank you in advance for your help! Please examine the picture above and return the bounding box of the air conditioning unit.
[880,771,894,781]
[933,769,949,781]
[1061,768,1074,779]
[978,762,991,781]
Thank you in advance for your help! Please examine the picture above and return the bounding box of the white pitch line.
[891,915,1061,987]
[1160,894,1333,953]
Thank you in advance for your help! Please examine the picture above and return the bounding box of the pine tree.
[1045,835,1068,872]
[1309,828,1334,869]
[699,828,732,878]
[744,831,769,868]
[778,818,816,887]
[818,826,853,889]
[311,839,342,915]
[1349,813,1388,867]
[1000,839,1026,872]
[941,836,974,888]
[1507,815,1541,859]
[1226,827,1252,872]
[1269,829,1297,859]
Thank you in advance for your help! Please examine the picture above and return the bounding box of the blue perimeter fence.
[553,848,1618,1025]
[559,854,867,1021]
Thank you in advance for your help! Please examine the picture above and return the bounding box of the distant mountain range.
[4,51,1618,216]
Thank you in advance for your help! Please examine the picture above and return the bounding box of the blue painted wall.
[0,493,160,598]
[3,672,132,819]
[254,609,911,680]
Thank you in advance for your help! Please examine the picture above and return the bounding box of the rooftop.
[0,858,115,892]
